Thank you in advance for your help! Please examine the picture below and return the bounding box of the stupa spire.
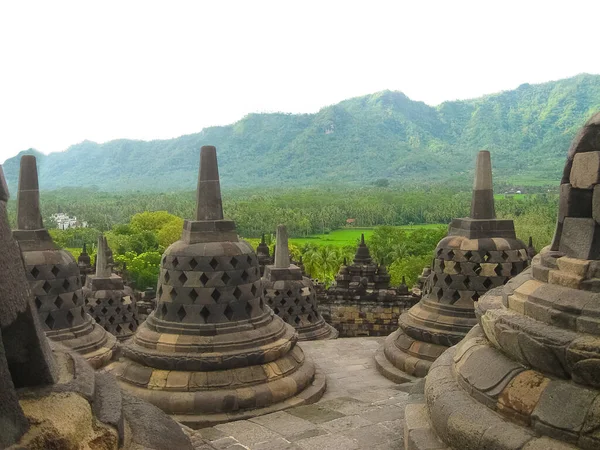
[470,150,496,220]
[274,224,291,268]
[16,155,44,230]
[95,234,111,278]
[195,145,223,221]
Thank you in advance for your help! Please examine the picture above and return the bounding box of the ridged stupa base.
[377,328,448,380]
[105,349,325,428]
[417,325,593,450]
[49,321,118,369]
[297,319,339,341]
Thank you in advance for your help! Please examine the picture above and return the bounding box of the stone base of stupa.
[14,342,192,450]
[297,318,339,341]
[105,312,326,428]
[48,316,118,369]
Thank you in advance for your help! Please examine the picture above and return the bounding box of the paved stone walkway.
[187,337,416,450]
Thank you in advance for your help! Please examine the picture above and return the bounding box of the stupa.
[328,234,398,300]
[13,155,117,368]
[77,242,93,284]
[0,164,191,450]
[256,234,273,276]
[377,151,530,381]
[84,234,139,341]
[263,224,338,340]
[404,113,600,450]
[108,146,325,427]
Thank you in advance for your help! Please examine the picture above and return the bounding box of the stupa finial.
[361,233,365,245]
[261,233,265,244]
[470,150,496,220]
[274,224,291,269]
[96,234,111,278]
[195,145,224,221]
[82,242,87,254]
[17,155,44,230]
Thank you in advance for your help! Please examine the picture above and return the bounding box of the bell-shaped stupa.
[256,233,273,276]
[263,225,338,340]
[109,146,325,427]
[84,234,139,340]
[377,151,530,381]
[405,113,600,450]
[13,155,117,368]
[0,163,191,450]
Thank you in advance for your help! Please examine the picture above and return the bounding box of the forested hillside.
[4,74,600,191]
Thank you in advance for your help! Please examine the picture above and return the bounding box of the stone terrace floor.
[186,337,419,450]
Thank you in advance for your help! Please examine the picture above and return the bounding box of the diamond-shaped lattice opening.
[259,298,264,309]
[179,272,188,285]
[222,272,231,285]
[472,292,480,301]
[233,287,242,300]
[129,323,135,331]
[245,302,252,317]
[495,265,503,276]
[511,265,520,276]
[51,266,60,277]
[436,288,443,301]
[45,314,55,329]
[274,290,280,296]
[251,284,257,296]
[108,298,115,306]
[200,306,210,322]
[501,251,509,261]
[432,274,438,285]
[439,260,445,271]
[177,305,186,321]
[287,290,293,297]
[209,258,219,270]
[295,316,301,325]
[464,277,471,289]
[161,304,168,317]
[274,307,280,315]
[170,287,178,300]
[224,305,234,320]
[189,289,198,302]
[109,316,115,324]
[294,297,300,305]
[464,250,472,260]
[230,257,238,268]
[157,285,163,297]
[211,289,221,302]
[34,297,42,309]
[301,306,306,313]
[280,298,286,306]
[42,281,52,293]
[164,271,171,283]
[115,307,121,313]
[287,307,294,315]
[447,249,455,259]
[241,270,249,282]
[437,248,444,256]
[484,252,491,262]
[307,314,313,323]
[101,307,108,314]
[162,256,167,264]
[451,290,461,303]
[54,297,64,309]
[122,314,127,322]
[247,255,253,265]
[200,273,209,286]
[62,279,70,290]
[483,278,493,289]
[444,274,453,286]
[81,308,86,319]
[454,262,461,273]
[116,324,122,333]
[172,257,179,268]
[474,264,482,275]
[66,311,74,326]
[30,266,40,278]
[266,297,274,306]
[189,258,198,270]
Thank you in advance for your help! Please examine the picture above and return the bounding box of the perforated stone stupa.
[77,242,93,284]
[108,146,325,427]
[405,113,600,450]
[84,234,139,341]
[13,155,117,369]
[0,164,191,450]
[377,151,530,381]
[328,234,398,301]
[256,234,273,276]
[263,224,338,340]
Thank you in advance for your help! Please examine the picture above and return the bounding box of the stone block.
[558,218,600,260]
[556,256,591,277]
[548,270,582,290]
[570,151,600,189]
[497,370,550,417]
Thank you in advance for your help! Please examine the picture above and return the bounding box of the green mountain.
[4,74,600,191]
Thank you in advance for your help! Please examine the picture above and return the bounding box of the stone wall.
[318,297,417,337]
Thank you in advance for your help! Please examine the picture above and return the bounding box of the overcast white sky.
[1,1,599,162]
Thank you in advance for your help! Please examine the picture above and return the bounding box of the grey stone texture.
[12,155,117,369]
[256,234,273,276]
[381,151,529,381]
[109,146,323,426]
[263,225,337,341]
[84,235,140,340]
[409,114,600,450]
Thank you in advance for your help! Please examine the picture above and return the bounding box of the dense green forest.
[3,74,600,191]
[24,186,558,290]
